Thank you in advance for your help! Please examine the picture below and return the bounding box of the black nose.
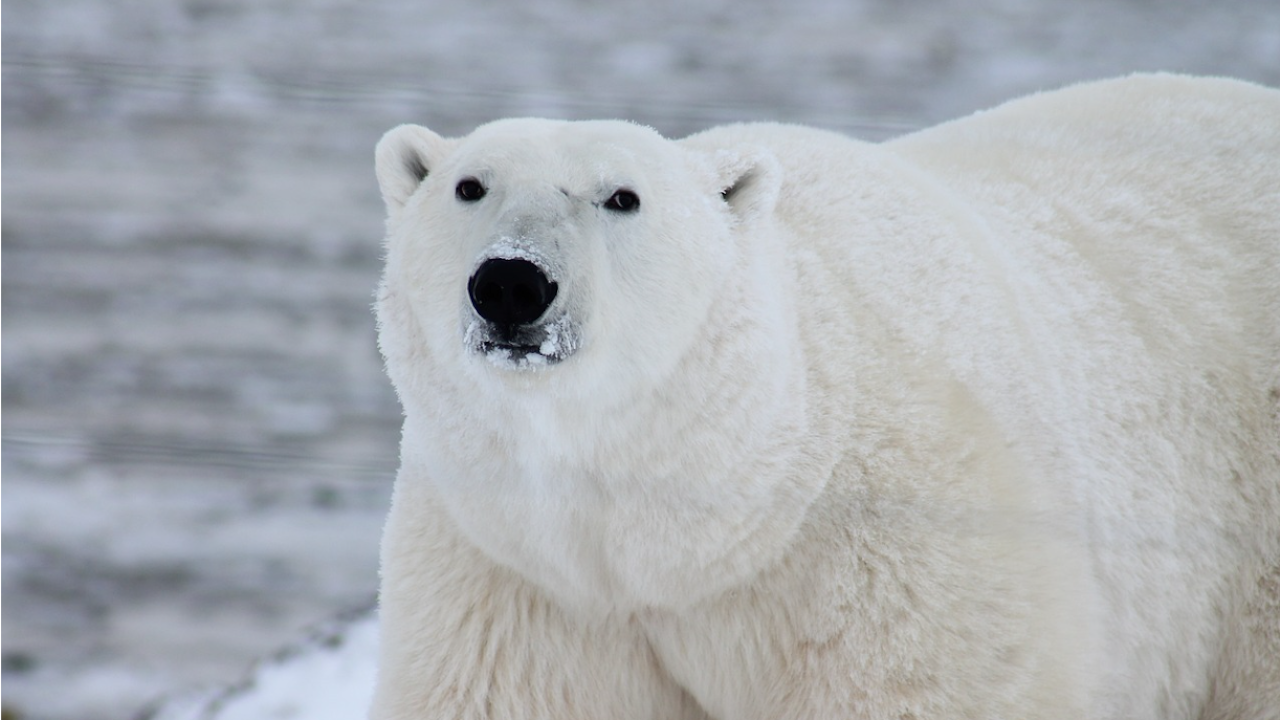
[468,258,558,326]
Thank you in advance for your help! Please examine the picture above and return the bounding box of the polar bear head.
[374,119,808,609]
[375,118,781,404]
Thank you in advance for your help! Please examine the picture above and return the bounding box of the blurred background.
[2,1,1277,718]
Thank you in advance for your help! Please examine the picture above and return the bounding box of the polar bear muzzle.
[463,256,577,369]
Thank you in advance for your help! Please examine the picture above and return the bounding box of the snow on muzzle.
[463,255,579,369]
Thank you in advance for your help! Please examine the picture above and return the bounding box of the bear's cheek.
[387,251,473,360]
[592,224,728,374]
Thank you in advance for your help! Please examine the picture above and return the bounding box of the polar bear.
[369,74,1280,720]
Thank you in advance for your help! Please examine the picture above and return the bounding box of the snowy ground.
[3,1,1277,718]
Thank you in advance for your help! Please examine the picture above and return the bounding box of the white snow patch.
[149,613,378,720]
[538,314,576,358]
[482,236,555,270]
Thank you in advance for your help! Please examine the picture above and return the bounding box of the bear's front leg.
[637,485,1099,720]
[370,482,707,720]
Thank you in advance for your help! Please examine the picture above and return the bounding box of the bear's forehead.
[470,118,662,145]
[455,119,672,175]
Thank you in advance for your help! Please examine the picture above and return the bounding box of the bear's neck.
[408,241,836,614]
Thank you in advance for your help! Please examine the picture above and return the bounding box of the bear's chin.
[463,314,580,371]
[478,341,565,370]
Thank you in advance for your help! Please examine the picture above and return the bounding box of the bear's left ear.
[707,145,781,224]
[375,124,454,214]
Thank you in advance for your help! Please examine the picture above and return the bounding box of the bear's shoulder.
[889,73,1280,161]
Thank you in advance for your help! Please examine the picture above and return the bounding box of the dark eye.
[456,178,487,202]
[604,189,640,213]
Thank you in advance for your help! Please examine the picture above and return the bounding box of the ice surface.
[3,0,1277,718]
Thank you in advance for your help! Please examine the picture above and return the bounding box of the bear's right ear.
[375,124,453,213]
[707,145,781,225]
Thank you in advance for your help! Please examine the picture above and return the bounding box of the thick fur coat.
[370,74,1280,719]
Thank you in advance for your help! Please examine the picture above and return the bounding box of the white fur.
[370,75,1280,719]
